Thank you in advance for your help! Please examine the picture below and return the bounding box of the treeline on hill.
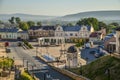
[0,17,120,33]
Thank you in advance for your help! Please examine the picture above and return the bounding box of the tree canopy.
[76,17,99,31]
[19,22,29,31]
[27,21,35,27]
[9,16,15,24]
[37,21,42,26]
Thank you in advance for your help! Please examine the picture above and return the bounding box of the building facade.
[0,27,29,40]
[28,26,55,39]
[55,25,94,42]
[116,28,120,53]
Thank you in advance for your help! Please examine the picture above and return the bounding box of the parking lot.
[81,48,98,63]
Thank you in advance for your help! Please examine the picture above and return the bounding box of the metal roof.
[0,27,19,32]
[62,25,91,31]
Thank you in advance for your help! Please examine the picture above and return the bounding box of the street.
[7,42,72,80]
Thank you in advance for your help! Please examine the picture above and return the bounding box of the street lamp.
[26,60,29,71]
[36,47,38,57]
[79,62,82,75]
[23,57,25,67]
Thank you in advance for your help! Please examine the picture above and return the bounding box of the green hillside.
[68,55,120,80]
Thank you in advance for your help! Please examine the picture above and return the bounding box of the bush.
[19,70,34,80]
[23,40,33,49]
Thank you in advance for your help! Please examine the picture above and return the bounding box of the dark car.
[6,48,11,53]
[90,51,96,54]
[17,41,23,46]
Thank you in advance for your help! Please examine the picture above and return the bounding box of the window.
[61,33,63,36]
[58,28,60,30]
[75,34,77,36]
[83,27,86,30]
[70,33,73,36]
[65,34,68,36]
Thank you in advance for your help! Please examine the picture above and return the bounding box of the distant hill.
[0,10,120,24]
[58,10,120,21]
[0,13,57,22]
[68,55,120,80]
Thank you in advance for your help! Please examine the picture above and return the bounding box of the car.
[17,41,23,46]
[90,51,96,54]
[6,48,11,53]
[94,52,104,58]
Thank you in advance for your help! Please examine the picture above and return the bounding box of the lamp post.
[23,57,25,67]
[79,62,82,75]
[36,47,38,57]
[26,61,29,71]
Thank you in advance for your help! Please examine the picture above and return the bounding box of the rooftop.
[62,25,91,31]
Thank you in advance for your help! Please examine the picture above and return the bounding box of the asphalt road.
[7,42,72,80]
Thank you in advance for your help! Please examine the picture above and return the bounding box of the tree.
[110,22,119,27]
[15,17,21,24]
[9,16,15,24]
[98,21,107,30]
[66,23,74,26]
[37,21,42,26]
[19,22,29,31]
[27,21,35,27]
[0,20,2,24]
[76,17,99,31]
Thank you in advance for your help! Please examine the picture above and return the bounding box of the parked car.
[94,52,104,58]
[17,41,23,46]
[90,51,96,54]
[6,48,11,53]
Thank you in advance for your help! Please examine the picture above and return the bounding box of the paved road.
[7,42,72,80]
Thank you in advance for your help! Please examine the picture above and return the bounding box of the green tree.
[110,22,119,27]
[19,22,29,31]
[15,17,21,24]
[37,21,42,26]
[9,16,15,24]
[66,23,74,26]
[0,20,3,24]
[27,21,35,27]
[98,21,107,30]
[76,17,99,31]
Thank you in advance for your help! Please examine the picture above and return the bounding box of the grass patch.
[68,55,120,80]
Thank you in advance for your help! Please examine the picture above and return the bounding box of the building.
[104,36,116,53]
[28,26,55,39]
[0,27,29,40]
[116,27,120,54]
[89,32,102,42]
[55,25,94,42]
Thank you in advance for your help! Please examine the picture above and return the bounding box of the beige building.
[116,28,120,53]
[28,26,55,39]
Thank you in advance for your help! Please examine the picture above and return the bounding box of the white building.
[55,25,94,42]
[0,27,29,40]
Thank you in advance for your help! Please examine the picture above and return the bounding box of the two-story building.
[28,26,55,39]
[55,25,94,42]
[0,27,29,40]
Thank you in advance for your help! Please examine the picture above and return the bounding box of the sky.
[0,0,120,16]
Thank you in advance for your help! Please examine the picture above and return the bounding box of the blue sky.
[0,0,120,16]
